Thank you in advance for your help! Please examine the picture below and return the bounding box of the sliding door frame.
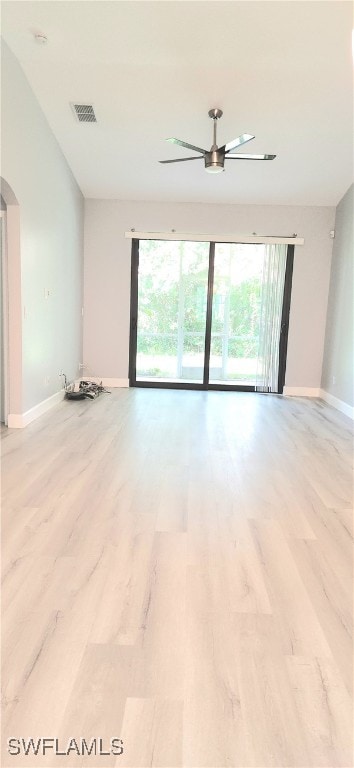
[128,238,139,385]
[128,239,293,393]
[277,244,294,394]
[129,238,207,390]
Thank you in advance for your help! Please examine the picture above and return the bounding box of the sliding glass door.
[129,238,293,392]
[135,239,209,383]
[209,243,265,385]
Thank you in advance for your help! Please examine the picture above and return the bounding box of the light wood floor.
[1,389,353,768]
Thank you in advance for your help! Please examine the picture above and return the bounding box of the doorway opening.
[129,238,294,393]
[0,210,7,424]
[0,177,22,426]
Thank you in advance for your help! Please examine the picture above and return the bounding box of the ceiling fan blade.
[226,153,276,160]
[159,156,204,163]
[166,138,207,155]
[222,134,255,153]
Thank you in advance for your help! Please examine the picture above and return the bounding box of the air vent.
[71,103,97,123]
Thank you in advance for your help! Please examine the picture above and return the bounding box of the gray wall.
[1,41,84,413]
[321,185,353,406]
[83,199,335,388]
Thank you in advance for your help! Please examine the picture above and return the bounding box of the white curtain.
[255,243,287,393]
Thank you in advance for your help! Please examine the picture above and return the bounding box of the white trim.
[7,413,26,428]
[8,390,64,429]
[0,212,9,425]
[125,231,304,245]
[83,377,129,388]
[283,387,321,397]
[319,389,354,420]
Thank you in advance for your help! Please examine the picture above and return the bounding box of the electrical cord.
[60,366,111,401]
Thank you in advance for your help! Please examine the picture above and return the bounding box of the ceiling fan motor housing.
[204,149,225,173]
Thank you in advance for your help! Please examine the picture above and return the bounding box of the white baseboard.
[283,386,354,419]
[319,389,354,420]
[8,390,64,429]
[283,387,321,397]
[83,377,129,388]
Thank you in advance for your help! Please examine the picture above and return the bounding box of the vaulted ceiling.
[2,1,353,205]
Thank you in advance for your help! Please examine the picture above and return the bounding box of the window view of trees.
[210,243,264,382]
[137,240,209,380]
[136,239,265,382]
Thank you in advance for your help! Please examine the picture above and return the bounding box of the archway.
[0,177,23,425]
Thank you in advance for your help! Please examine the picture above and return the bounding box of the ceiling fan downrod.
[208,107,223,148]
[206,108,224,173]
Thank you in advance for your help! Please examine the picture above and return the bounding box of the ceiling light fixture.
[159,108,276,174]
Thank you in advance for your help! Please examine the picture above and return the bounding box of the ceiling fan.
[159,108,276,174]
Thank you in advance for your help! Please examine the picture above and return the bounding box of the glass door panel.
[136,240,209,383]
[209,243,265,385]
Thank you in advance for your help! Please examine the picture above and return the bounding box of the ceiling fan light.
[205,163,224,174]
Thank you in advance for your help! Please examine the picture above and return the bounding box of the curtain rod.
[124,231,304,245]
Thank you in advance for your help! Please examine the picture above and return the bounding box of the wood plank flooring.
[1,389,353,767]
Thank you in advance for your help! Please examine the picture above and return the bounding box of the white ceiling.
[2,1,353,205]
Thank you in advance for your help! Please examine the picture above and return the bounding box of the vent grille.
[71,103,97,123]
